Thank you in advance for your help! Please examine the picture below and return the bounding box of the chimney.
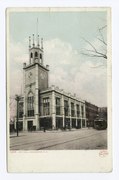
[46,65,49,70]
[23,63,26,68]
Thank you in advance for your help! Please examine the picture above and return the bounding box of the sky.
[8,9,108,118]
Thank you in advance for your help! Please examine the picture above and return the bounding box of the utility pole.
[15,95,20,137]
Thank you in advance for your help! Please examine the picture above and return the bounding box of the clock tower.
[23,34,49,130]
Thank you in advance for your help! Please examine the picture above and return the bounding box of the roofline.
[23,62,49,71]
[29,47,43,52]
[40,89,85,104]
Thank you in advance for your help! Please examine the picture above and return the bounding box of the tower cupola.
[29,34,44,65]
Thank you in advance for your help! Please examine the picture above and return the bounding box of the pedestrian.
[44,127,46,132]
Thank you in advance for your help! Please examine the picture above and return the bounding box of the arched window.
[40,53,42,59]
[30,52,33,58]
[27,92,34,117]
[39,53,42,64]
[35,51,38,57]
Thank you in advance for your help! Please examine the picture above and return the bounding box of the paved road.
[10,128,107,150]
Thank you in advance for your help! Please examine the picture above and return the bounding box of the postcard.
[7,7,112,172]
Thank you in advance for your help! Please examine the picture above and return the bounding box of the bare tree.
[9,96,16,120]
[81,25,107,60]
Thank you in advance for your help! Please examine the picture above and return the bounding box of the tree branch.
[81,51,107,59]
[97,37,107,46]
[81,25,107,60]
[82,38,97,52]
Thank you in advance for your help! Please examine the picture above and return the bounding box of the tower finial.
[32,34,35,47]
[37,35,40,48]
[29,36,31,48]
[41,38,43,49]
[36,18,38,37]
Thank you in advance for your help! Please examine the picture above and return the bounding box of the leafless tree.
[9,96,16,120]
[81,25,107,60]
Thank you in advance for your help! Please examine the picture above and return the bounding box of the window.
[27,92,34,117]
[19,102,24,118]
[71,102,75,117]
[30,52,33,58]
[40,54,42,64]
[64,100,68,116]
[35,51,38,57]
[56,98,60,115]
[40,53,42,59]
[76,104,80,117]
[43,98,50,115]
[81,105,84,117]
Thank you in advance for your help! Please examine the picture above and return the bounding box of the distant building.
[85,101,98,127]
[15,34,87,131]
[98,107,107,120]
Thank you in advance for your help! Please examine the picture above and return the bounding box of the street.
[10,128,107,150]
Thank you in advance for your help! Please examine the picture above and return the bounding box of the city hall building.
[17,34,87,131]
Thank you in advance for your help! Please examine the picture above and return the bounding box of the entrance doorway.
[72,119,76,128]
[40,118,52,130]
[27,121,33,131]
[77,119,81,129]
[56,117,63,129]
[82,119,85,127]
[65,118,70,129]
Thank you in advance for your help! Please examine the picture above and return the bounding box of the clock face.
[28,72,32,79]
[26,71,34,85]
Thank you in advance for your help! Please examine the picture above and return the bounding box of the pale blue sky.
[9,11,107,49]
[9,9,107,110]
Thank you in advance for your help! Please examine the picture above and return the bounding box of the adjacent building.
[98,107,107,120]
[85,101,98,127]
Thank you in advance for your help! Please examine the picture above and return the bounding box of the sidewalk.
[9,127,91,138]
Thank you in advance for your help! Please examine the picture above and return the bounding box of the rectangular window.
[81,105,84,117]
[27,96,34,117]
[56,98,60,115]
[19,102,24,118]
[64,100,68,116]
[76,104,80,117]
[71,102,75,117]
[43,97,50,115]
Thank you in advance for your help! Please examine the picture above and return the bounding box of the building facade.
[15,34,87,131]
[85,101,99,127]
[98,107,107,120]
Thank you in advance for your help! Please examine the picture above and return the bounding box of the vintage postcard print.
[7,7,112,172]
